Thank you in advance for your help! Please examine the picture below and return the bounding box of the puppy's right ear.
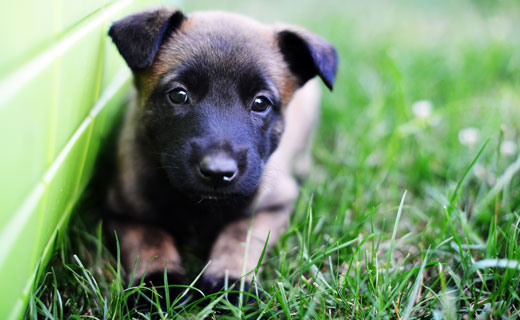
[108,7,186,71]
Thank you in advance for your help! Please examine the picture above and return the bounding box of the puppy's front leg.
[107,220,187,304]
[200,210,289,299]
[201,176,298,300]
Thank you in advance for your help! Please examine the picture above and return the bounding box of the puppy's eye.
[168,88,189,105]
[251,96,271,112]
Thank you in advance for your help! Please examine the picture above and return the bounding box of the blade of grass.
[385,190,407,282]
[401,249,430,320]
[449,139,489,206]
[276,281,291,319]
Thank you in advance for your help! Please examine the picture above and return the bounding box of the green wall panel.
[39,119,94,254]
[0,0,109,77]
[60,0,109,35]
[0,0,57,76]
[0,0,165,318]
[0,185,46,320]
[0,66,54,224]
[52,24,104,160]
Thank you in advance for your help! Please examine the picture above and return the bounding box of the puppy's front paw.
[130,271,189,311]
[199,274,257,305]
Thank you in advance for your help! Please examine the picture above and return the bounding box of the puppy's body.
[106,7,336,302]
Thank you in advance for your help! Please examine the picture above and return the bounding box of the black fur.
[278,30,338,90]
[108,9,186,71]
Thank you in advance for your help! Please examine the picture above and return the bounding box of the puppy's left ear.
[108,7,186,71]
[277,27,338,90]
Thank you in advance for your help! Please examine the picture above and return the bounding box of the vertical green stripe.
[73,121,94,196]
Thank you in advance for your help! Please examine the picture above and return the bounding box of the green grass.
[27,0,520,318]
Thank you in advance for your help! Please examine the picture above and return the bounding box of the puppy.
[106,6,337,305]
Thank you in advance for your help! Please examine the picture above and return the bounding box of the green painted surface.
[0,0,109,77]
[0,66,54,224]
[0,0,161,318]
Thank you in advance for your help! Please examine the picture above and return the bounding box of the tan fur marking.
[204,206,291,281]
[112,221,184,284]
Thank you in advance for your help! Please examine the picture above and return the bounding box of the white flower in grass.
[500,140,517,156]
[412,100,433,119]
[458,127,479,147]
[473,163,487,180]
[487,173,497,186]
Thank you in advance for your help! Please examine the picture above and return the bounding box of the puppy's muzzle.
[197,152,238,184]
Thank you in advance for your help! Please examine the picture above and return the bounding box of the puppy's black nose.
[198,154,238,183]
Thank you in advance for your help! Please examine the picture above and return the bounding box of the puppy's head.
[109,7,337,199]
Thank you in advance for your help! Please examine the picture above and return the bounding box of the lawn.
[28,0,520,318]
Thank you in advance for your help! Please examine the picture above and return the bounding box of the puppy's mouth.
[180,187,238,201]
[182,185,255,202]
[197,193,229,201]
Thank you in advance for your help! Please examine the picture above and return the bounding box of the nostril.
[198,154,238,183]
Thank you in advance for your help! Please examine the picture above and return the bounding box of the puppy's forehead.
[183,11,273,41]
[159,12,280,71]
[147,11,294,100]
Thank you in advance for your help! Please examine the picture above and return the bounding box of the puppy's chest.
[152,195,253,243]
